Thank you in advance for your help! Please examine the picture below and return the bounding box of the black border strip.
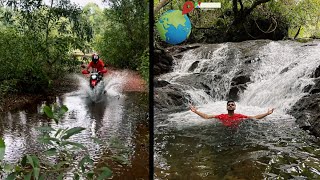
[149,0,154,179]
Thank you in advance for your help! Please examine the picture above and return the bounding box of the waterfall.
[239,41,320,111]
[158,40,320,112]
[155,40,320,179]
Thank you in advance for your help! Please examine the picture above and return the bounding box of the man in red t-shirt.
[86,53,107,75]
[190,101,274,127]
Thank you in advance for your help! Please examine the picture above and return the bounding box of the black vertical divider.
[149,0,154,179]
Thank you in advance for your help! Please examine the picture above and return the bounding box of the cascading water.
[155,40,320,179]
[240,41,319,112]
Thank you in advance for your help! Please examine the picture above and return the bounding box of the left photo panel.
[0,0,149,179]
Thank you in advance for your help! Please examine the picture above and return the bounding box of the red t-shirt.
[214,114,249,127]
[88,59,106,72]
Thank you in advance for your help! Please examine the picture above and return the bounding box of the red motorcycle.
[81,68,103,89]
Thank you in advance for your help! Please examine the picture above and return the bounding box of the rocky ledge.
[289,65,320,136]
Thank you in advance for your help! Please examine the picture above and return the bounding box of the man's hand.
[267,108,275,115]
[190,105,197,112]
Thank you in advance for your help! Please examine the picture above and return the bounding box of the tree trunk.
[45,0,54,66]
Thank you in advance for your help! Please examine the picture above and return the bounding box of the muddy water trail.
[0,70,149,179]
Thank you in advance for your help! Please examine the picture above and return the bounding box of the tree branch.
[154,0,172,15]
[294,26,301,39]
[246,0,271,16]
[232,0,271,26]
[238,0,244,12]
[232,0,238,16]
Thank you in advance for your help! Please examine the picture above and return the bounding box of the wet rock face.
[154,80,170,88]
[154,84,188,111]
[228,75,251,101]
[154,49,174,76]
[289,78,320,136]
[154,44,202,76]
[188,61,199,72]
[312,65,320,78]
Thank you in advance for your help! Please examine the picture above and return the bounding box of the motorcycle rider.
[83,53,108,93]
[86,53,107,75]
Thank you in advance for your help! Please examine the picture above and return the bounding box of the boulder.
[312,65,320,78]
[154,80,170,88]
[289,93,320,136]
[188,61,200,72]
[154,49,174,76]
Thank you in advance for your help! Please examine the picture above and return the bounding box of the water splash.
[76,72,125,103]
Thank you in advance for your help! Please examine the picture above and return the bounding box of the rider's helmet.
[92,53,99,64]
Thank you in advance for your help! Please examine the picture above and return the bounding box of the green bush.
[138,49,149,84]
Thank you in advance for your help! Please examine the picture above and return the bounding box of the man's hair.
[227,100,235,105]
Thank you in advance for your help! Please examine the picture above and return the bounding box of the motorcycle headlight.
[92,75,97,79]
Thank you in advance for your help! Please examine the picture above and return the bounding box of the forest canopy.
[154,0,320,44]
[0,0,149,96]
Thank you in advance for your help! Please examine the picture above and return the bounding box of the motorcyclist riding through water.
[81,53,108,92]
[86,53,107,75]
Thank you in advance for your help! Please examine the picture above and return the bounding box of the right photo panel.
[153,0,320,179]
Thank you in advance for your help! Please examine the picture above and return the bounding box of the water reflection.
[0,88,148,179]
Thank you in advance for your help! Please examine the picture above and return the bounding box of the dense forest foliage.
[0,0,149,97]
[154,0,320,44]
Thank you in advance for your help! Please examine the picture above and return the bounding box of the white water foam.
[240,41,320,112]
[76,71,125,102]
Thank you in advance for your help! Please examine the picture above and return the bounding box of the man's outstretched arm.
[190,105,217,119]
[248,108,275,119]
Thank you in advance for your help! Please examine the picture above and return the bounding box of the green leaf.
[43,105,54,119]
[90,137,104,145]
[4,164,14,172]
[73,173,80,180]
[79,155,94,172]
[56,161,68,170]
[26,155,34,168]
[111,155,129,165]
[39,137,60,144]
[41,160,55,168]
[53,118,59,124]
[14,165,22,172]
[61,127,86,140]
[97,167,112,180]
[87,171,94,179]
[6,172,16,180]
[37,137,54,145]
[21,155,27,167]
[57,173,64,180]
[44,148,57,156]
[59,105,68,116]
[61,141,87,151]
[0,138,5,161]
[39,174,45,180]
[35,126,55,132]
[54,129,64,137]
[33,167,40,180]
[24,171,32,180]
[31,155,40,168]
